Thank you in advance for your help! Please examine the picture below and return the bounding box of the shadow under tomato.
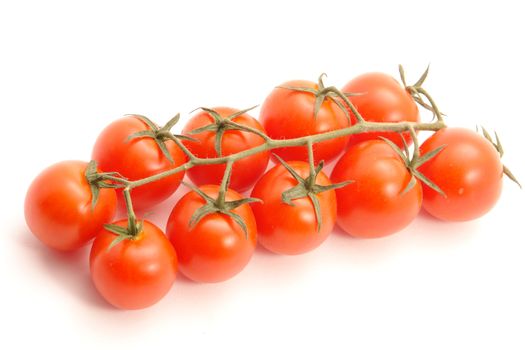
[322,223,406,265]
[405,210,477,247]
[14,227,112,310]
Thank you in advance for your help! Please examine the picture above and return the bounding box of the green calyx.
[477,126,521,188]
[103,220,144,251]
[399,64,445,122]
[378,136,446,197]
[277,73,363,124]
[84,160,124,210]
[128,114,194,164]
[184,181,261,238]
[273,154,352,233]
[188,106,266,157]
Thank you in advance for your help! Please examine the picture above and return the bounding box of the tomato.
[25,161,117,251]
[92,115,186,210]
[260,79,350,164]
[90,219,178,310]
[166,185,256,283]
[182,107,269,192]
[331,140,422,238]
[418,128,503,221]
[250,161,336,255]
[342,72,420,148]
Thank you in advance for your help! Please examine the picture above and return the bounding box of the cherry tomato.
[250,161,336,255]
[418,128,503,221]
[25,161,117,251]
[90,220,178,310]
[166,185,256,283]
[182,107,269,192]
[342,72,419,148]
[331,140,422,238]
[92,115,186,210]
[260,80,350,164]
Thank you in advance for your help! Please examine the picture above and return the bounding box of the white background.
[1,1,524,349]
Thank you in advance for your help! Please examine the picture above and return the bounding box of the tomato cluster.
[24,68,515,310]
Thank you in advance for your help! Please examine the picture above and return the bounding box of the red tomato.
[166,185,256,283]
[418,128,503,221]
[25,161,117,251]
[182,107,269,192]
[92,115,186,210]
[331,140,422,238]
[250,161,336,255]
[260,80,350,164]
[90,220,178,310]
[342,72,420,148]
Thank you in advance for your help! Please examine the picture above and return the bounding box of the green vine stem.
[122,188,139,235]
[103,187,144,249]
[101,118,446,191]
[407,125,420,168]
[217,160,234,208]
[307,140,316,188]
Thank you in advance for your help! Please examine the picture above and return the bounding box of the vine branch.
[102,119,446,190]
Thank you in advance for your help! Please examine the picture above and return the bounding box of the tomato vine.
[92,67,450,240]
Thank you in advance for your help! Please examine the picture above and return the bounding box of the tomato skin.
[342,72,420,148]
[182,107,269,192]
[90,220,178,310]
[260,80,350,164]
[331,140,422,238]
[24,161,117,251]
[418,128,503,221]
[250,161,336,255]
[166,185,256,283]
[92,116,186,210]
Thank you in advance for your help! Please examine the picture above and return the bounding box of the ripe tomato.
[182,107,269,192]
[331,140,422,238]
[418,128,503,221]
[166,185,257,283]
[342,72,419,148]
[25,161,117,251]
[92,115,186,210]
[260,80,350,164]
[250,161,336,255]
[90,219,178,310]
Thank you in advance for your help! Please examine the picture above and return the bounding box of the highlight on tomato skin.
[342,72,420,148]
[331,140,422,238]
[166,185,257,283]
[92,115,187,211]
[181,107,270,193]
[24,160,117,251]
[259,80,350,164]
[250,161,337,255]
[418,127,503,221]
[89,220,178,310]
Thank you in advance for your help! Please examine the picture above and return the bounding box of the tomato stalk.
[307,140,316,189]
[407,125,420,168]
[122,188,139,235]
[217,160,234,208]
[103,187,144,250]
[109,119,445,191]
